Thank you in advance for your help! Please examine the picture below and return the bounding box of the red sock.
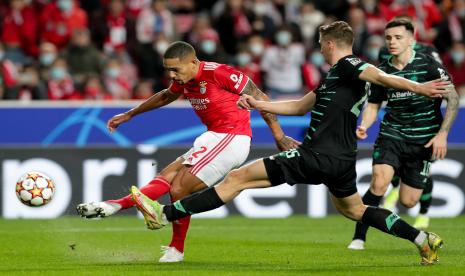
[107,176,171,210]
[169,215,191,253]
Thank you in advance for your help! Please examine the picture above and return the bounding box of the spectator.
[363,35,384,65]
[435,0,465,53]
[444,41,465,96]
[103,57,132,99]
[249,0,280,39]
[233,44,262,88]
[136,0,176,44]
[387,0,442,43]
[91,0,137,56]
[295,1,325,48]
[302,48,328,92]
[184,13,219,49]
[126,0,151,19]
[347,7,371,56]
[196,31,230,64]
[132,79,154,99]
[0,42,21,99]
[82,74,113,100]
[46,57,77,100]
[40,0,88,49]
[361,0,387,35]
[62,28,102,87]
[247,34,266,62]
[1,0,39,57]
[38,42,58,82]
[214,0,253,55]
[260,26,305,99]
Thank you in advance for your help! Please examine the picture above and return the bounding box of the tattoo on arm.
[242,80,278,122]
[439,88,459,133]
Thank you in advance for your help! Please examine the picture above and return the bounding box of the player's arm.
[424,86,460,160]
[107,89,181,132]
[358,66,450,98]
[238,91,316,116]
[240,80,301,150]
[356,103,381,140]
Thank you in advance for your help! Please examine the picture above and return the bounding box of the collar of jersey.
[193,61,205,82]
[387,49,416,68]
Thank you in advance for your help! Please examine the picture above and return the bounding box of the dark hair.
[164,41,196,60]
[385,18,415,34]
[318,21,354,47]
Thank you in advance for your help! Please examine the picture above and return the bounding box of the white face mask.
[249,43,264,56]
[236,53,251,66]
[0,52,4,61]
[201,40,217,54]
[253,3,267,16]
[154,41,169,55]
[275,31,292,46]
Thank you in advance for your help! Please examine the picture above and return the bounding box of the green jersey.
[368,51,451,144]
[303,55,369,160]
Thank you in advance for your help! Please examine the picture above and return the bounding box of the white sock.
[414,231,427,247]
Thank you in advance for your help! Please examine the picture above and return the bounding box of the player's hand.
[275,135,301,151]
[237,94,258,110]
[356,125,368,140]
[417,79,452,98]
[424,132,448,160]
[107,113,131,133]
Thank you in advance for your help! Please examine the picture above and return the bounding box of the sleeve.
[337,56,372,81]
[424,57,452,82]
[367,82,387,104]
[168,81,183,94]
[213,64,250,94]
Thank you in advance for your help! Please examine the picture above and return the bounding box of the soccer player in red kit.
[77,41,299,262]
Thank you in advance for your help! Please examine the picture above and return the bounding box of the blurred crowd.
[0,0,464,101]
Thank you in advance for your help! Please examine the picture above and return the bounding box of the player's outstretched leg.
[77,176,171,219]
[359,206,443,265]
[413,176,433,229]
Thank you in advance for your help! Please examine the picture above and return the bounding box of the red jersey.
[169,61,252,137]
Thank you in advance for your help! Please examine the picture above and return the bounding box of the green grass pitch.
[1,215,465,275]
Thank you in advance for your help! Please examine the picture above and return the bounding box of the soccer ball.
[15,171,55,207]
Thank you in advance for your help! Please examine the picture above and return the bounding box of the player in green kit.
[378,16,443,230]
[347,18,459,251]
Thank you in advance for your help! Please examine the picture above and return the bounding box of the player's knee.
[371,175,389,196]
[400,198,417,209]
[224,169,243,184]
[337,205,365,221]
[169,184,186,200]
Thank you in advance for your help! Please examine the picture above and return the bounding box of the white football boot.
[347,239,365,250]
[159,246,184,263]
[76,202,121,218]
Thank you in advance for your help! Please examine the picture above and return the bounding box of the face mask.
[253,3,267,16]
[57,0,73,12]
[310,52,324,67]
[50,68,66,80]
[366,48,380,61]
[105,68,120,78]
[451,50,465,64]
[0,52,4,61]
[236,53,251,66]
[155,41,169,55]
[275,31,292,46]
[201,40,217,54]
[249,43,264,56]
[363,3,376,13]
[40,53,56,66]
[457,8,465,18]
